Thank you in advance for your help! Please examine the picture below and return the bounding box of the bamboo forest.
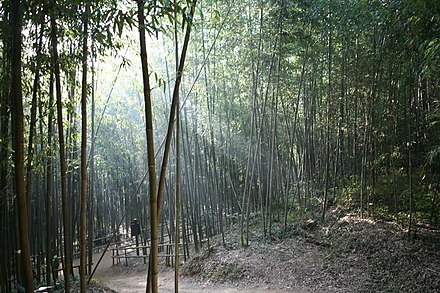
[1,0,439,292]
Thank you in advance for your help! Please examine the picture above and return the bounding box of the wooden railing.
[111,242,183,266]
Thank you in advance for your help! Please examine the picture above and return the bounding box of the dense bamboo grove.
[0,0,439,292]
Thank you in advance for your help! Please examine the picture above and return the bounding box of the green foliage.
[1,0,439,289]
[337,170,440,225]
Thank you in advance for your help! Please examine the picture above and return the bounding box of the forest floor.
[87,210,440,292]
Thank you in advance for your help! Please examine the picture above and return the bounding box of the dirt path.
[87,251,299,293]
[77,215,439,293]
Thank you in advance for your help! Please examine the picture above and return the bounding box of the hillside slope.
[182,214,440,293]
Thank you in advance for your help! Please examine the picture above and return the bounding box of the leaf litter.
[182,213,440,293]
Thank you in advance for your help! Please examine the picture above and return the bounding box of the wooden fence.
[111,242,184,266]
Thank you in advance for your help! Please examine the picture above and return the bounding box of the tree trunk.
[174,97,180,293]
[142,0,197,290]
[80,3,89,292]
[50,10,72,292]
[322,4,332,222]
[10,0,34,291]
[135,1,159,292]
[45,73,55,286]
[25,21,44,210]
[88,51,96,276]
[0,15,11,291]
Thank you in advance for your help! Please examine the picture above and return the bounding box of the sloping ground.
[88,250,294,292]
[62,213,439,292]
[182,214,440,293]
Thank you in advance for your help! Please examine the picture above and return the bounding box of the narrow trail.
[87,251,300,293]
[72,217,440,293]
